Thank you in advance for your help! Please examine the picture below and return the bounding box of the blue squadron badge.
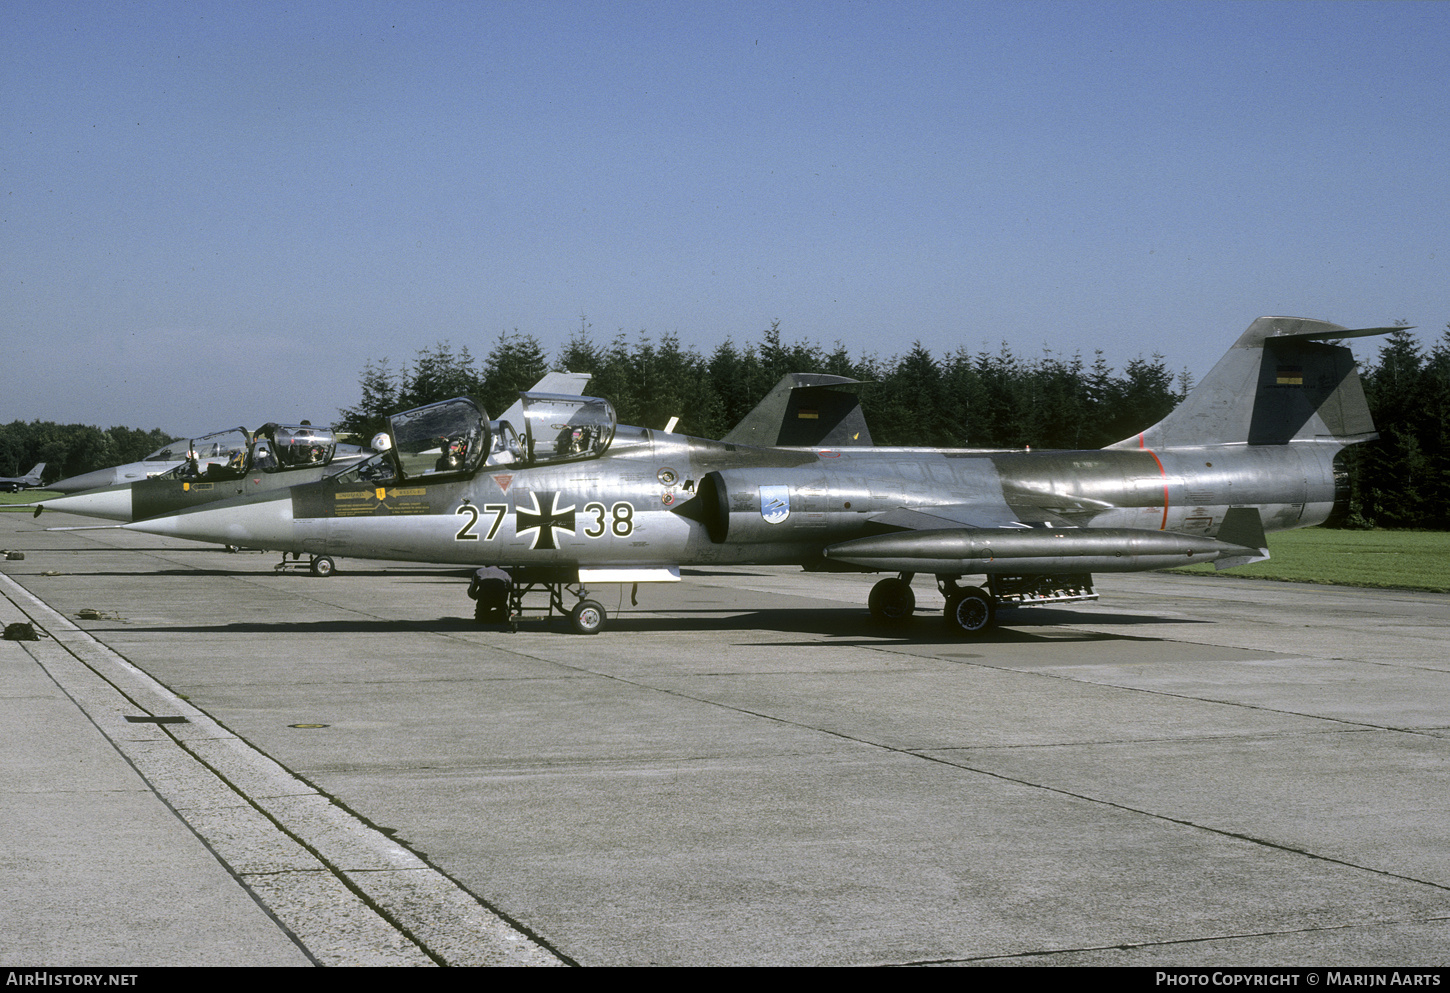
[759,485,790,525]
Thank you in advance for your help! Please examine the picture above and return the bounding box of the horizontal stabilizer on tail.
[499,372,590,428]
[1213,506,1270,569]
[1264,324,1407,342]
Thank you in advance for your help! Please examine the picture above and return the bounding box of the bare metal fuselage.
[201,426,1335,575]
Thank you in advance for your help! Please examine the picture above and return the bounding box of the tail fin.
[495,371,591,433]
[1107,317,1396,450]
[721,373,873,447]
[24,464,46,484]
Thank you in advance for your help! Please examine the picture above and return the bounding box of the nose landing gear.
[274,552,337,577]
[469,567,608,634]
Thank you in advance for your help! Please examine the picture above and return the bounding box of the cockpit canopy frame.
[346,393,620,485]
[154,423,340,480]
[144,427,250,464]
[251,423,339,473]
[516,393,617,467]
[387,397,493,482]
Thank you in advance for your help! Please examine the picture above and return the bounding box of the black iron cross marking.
[515,490,577,550]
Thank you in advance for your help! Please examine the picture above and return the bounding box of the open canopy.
[347,393,620,484]
[516,393,617,466]
[388,397,493,481]
[152,423,341,480]
[252,423,339,471]
[144,427,249,463]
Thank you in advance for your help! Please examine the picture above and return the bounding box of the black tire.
[310,556,336,577]
[944,587,995,635]
[868,577,915,623]
[569,599,606,635]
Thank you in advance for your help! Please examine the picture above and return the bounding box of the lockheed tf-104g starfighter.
[120,317,1393,635]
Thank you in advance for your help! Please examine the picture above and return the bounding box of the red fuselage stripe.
[1144,449,1168,529]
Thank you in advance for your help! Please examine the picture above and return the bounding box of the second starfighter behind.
[122,317,1392,636]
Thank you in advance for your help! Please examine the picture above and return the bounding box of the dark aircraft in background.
[120,317,1392,635]
[0,464,46,493]
[47,428,253,493]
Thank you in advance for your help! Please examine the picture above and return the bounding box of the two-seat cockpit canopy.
[155,423,339,481]
[335,393,618,485]
[514,392,617,466]
[146,427,250,466]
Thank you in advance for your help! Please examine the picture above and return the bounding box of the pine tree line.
[1347,324,1450,529]
[336,320,1189,451]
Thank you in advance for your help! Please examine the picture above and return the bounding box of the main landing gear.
[867,573,1099,636]
[469,567,607,634]
[867,575,915,623]
[868,573,993,634]
[941,580,995,635]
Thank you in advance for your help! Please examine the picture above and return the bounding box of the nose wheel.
[274,552,337,577]
[470,568,609,634]
[569,599,606,635]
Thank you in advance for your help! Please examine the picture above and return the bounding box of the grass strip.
[1171,526,1450,594]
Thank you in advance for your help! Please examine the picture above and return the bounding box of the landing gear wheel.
[945,587,995,635]
[310,556,336,577]
[569,599,606,635]
[868,577,916,624]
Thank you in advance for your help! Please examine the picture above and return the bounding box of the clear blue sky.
[4,0,1446,432]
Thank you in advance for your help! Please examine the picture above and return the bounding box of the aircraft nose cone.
[123,494,297,547]
[33,488,135,522]
[47,469,120,493]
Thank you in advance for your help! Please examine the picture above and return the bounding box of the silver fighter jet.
[120,317,1393,635]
